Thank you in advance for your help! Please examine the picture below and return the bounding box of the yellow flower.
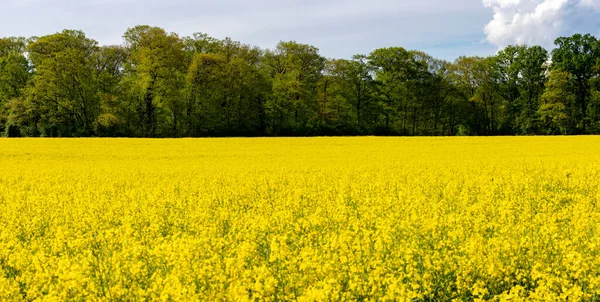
[0,137,599,300]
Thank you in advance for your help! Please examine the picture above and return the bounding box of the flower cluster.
[0,137,599,301]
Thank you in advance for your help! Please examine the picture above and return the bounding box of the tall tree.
[552,34,600,132]
[492,45,549,133]
[26,30,100,136]
[2,27,599,137]
[316,59,356,133]
[449,57,483,135]
[0,37,30,136]
[539,69,575,134]
[185,52,226,135]
[95,45,128,136]
[410,51,454,135]
[492,45,526,132]
[369,47,426,134]
[263,41,325,134]
[517,46,548,133]
[184,35,268,136]
[123,26,186,137]
[347,55,375,131]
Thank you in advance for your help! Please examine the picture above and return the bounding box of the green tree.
[588,74,600,132]
[551,34,600,132]
[410,51,456,135]
[316,59,357,133]
[263,41,325,135]
[492,45,549,134]
[516,46,548,133]
[321,55,376,133]
[94,45,128,136]
[1,27,599,137]
[123,26,186,137]
[184,33,223,55]
[184,36,268,136]
[539,69,575,134]
[26,30,100,136]
[449,57,487,135]
[185,52,226,135]
[491,45,524,131]
[0,37,30,136]
[369,47,428,134]
[471,57,500,135]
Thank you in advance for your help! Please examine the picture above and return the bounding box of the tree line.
[1,26,600,137]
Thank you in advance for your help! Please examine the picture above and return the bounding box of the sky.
[2,0,600,61]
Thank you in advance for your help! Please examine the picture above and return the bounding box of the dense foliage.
[1,137,600,300]
[1,28,600,137]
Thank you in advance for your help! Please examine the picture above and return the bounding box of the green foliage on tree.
[263,41,325,135]
[1,28,599,137]
[24,30,100,136]
[492,45,548,134]
[552,34,600,132]
[538,70,575,135]
[123,26,187,137]
[0,37,30,136]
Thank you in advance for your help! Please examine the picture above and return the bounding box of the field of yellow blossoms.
[1,137,600,301]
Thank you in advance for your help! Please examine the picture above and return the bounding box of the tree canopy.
[2,27,600,137]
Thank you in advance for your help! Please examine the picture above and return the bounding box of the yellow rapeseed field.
[1,137,600,301]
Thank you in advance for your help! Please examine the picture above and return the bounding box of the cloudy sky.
[2,0,599,61]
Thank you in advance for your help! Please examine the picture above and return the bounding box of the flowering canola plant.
[0,137,599,301]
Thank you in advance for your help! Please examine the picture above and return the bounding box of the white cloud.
[483,0,600,49]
